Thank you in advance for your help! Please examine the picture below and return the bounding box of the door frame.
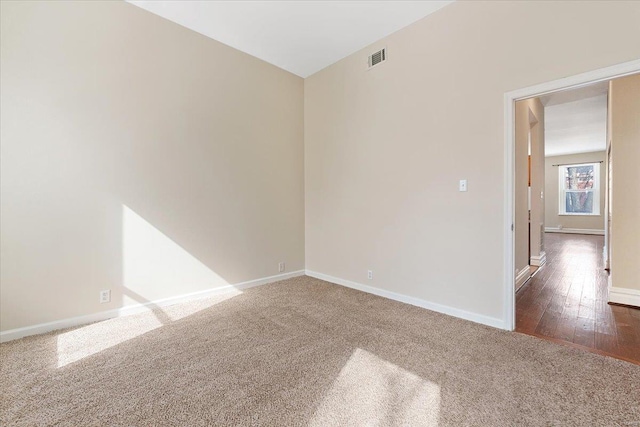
[604,143,611,270]
[503,59,640,331]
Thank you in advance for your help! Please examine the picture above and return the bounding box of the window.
[559,162,600,215]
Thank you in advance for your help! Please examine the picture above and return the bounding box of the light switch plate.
[459,179,468,192]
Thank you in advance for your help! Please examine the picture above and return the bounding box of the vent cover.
[368,48,386,69]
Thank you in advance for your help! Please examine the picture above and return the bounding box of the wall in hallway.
[515,98,544,286]
[609,73,640,304]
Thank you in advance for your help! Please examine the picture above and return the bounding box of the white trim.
[515,266,531,291]
[504,58,640,332]
[608,287,640,308]
[557,213,602,217]
[0,270,305,343]
[603,142,612,271]
[504,90,516,331]
[305,270,506,330]
[530,252,546,267]
[544,227,604,235]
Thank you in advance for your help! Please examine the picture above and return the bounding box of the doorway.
[504,60,640,363]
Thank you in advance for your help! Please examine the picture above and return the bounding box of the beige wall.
[3,1,640,333]
[610,74,640,294]
[515,98,544,285]
[305,1,640,322]
[544,152,606,231]
[0,1,304,331]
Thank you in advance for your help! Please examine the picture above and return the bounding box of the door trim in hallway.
[503,58,640,331]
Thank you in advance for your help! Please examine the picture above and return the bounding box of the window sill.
[558,213,601,217]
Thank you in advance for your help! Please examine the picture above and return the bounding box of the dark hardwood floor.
[516,233,640,364]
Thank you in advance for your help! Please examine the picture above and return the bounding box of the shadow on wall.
[121,204,232,305]
[53,205,249,368]
[0,198,262,333]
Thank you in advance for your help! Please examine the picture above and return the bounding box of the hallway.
[516,233,640,364]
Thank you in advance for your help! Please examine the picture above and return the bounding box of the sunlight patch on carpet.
[56,291,240,368]
[310,348,441,426]
[56,315,162,368]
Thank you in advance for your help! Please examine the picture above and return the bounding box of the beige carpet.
[1,276,639,426]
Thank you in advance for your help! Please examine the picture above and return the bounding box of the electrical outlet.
[278,262,285,273]
[99,290,111,304]
[367,270,373,280]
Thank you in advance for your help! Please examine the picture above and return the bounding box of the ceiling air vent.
[368,48,386,69]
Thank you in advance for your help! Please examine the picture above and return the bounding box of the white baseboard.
[0,270,304,343]
[609,286,640,308]
[545,227,604,235]
[515,266,531,291]
[530,252,546,267]
[305,270,506,330]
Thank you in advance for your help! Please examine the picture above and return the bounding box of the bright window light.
[558,163,600,215]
